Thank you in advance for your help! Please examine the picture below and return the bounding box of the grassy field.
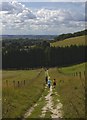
[49,63,85,118]
[51,35,86,47]
[2,62,86,118]
[2,68,45,118]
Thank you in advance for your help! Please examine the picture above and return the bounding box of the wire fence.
[3,70,43,88]
[58,68,85,79]
[57,68,85,118]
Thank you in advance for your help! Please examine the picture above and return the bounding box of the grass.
[51,35,86,47]
[59,62,85,73]
[28,86,48,118]
[3,69,41,81]
[52,88,60,109]
[45,110,52,118]
[49,63,85,118]
[2,68,45,118]
[2,62,86,118]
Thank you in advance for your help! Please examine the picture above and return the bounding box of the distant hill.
[1,29,87,41]
[1,35,57,40]
[53,29,87,42]
[51,35,86,47]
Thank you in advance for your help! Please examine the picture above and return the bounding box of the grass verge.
[2,68,45,118]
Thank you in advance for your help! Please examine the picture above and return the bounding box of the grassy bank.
[51,35,86,47]
[2,63,86,118]
[49,63,85,118]
[2,68,45,118]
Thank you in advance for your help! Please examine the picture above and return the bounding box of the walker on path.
[45,69,49,84]
[48,76,51,88]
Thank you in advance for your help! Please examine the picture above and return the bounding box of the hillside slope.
[49,62,85,118]
[51,35,86,47]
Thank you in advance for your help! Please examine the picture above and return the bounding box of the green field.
[2,63,85,118]
[49,63,85,118]
[2,68,45,118]
[51,35,86,47]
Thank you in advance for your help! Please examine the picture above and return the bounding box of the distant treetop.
[54,29,87,42]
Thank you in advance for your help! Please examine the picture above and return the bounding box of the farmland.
[51,35,86,47]
[2,29,86,119]
[49,63,85,118]
[2,68,45,118]
[2,62,86,118]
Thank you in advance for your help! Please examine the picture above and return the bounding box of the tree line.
[53,29,87,42]
[2,44,86,69]
[2,38,47,48]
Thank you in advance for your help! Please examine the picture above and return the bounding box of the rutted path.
[23,85,63,119]
[40,85,62,118]
[23,69,63,119]
[23,102,38,118]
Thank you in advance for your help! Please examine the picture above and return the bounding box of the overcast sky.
[0,1,86,35]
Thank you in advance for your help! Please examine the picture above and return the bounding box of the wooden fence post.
[6,80,8,87]
[76,72,77,76]
[24,80,25,86]
[13,80,15,88]
[84,71,85,77]
[79,72,81,79]
[18,81,20,87]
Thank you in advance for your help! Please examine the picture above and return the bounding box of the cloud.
[36,9,73,23]
[32,8,85,28]
[1,1,36,22]
[1,1,85,35]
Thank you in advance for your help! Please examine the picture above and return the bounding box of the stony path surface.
[23,85,63,119]
[23,69,63,119]
[23,103,38,118]
[40,86,62,118]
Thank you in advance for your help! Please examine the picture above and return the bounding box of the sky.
[1,0,86,2]
[0,0,86,35]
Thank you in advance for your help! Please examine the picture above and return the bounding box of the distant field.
[51,35,86,47]
[59,62,86,74]
[2,68,45,118]
[49,62,85,118]
[3,69,41,82]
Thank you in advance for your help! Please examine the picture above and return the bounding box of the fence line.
[58,68,85,79]
[4,70,43,88]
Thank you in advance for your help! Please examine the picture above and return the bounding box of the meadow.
[49,63,85,118]
[2,68,45,118]
[51,35,86,47]
[2,62,86,118]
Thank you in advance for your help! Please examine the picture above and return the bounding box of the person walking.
[48,76,51,88]
[53,79,56,88]
[45,69,49,84]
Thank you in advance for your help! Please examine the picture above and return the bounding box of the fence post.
[13,80,15,88]
[79,72,81,79]
[18,81,20,87]
[24,80,25,86]
[6,80,8,87]
[84,71,85,77]
[76,72,77,76]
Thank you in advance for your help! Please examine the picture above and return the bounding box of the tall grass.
[2,69,45,118]
[49,63,85,118]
